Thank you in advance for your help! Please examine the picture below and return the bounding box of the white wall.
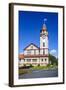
[24,44,39,55]
[24,49,39,55]
[24,58,39,63]
[40,57,49,64]
[0,0,66,90]
[40,34,48,49]
[24,44,38,50]
[40,32,48,55]
[24,45,39,55]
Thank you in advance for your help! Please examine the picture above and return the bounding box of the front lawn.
[31,64,58,70]
[19,69,31,75]
[19,64,58,75]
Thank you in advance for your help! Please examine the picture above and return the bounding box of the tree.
[49,54,58,65]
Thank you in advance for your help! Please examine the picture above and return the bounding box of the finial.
[44,18,47,24]
[42,18,47,30]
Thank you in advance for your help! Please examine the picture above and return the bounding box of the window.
[41,59,43,62]
[43,42,45,47]
[24,59,25,62]
[43,50,45,55]
[19,58,21,61]
[32,59,37,62]
[45,59,47,61]
[27,50,31,55]
[27,59,31,62]
[31,45,33,49]
[34,50,36,55]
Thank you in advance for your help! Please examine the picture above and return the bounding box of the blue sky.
[19,11,58,58]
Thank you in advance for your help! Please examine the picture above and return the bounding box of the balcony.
[24,48,48,56]
[19,48,49,60]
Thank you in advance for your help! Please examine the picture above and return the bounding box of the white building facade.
[19,23,49,67]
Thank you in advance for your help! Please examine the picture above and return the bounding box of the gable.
[24,43,39,50]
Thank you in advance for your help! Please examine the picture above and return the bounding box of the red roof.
[19,54,48,60]
[19,54,24,59]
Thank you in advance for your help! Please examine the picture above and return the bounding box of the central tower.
[40,20,48,55]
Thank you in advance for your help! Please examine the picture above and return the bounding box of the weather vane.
[44,18,47,24]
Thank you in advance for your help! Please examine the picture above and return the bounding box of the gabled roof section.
[19,54,24,59]
[24,43,39,50]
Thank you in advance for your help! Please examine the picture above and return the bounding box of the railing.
[19,48,49,60]
[24,48,49,56]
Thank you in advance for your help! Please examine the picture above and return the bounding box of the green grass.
[31,64,58,70]
[32,66,48,70]
[19,69,31,75]
[19,64,58,75]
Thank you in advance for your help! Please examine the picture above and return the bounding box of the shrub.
[47,64,51,67]
[30,64,33,67]
[23,64,26,67]
[49,54,58,65]
[38,64,40,67]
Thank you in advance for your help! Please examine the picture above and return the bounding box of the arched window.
[41,59,43,62]
[43,42,45,47]
[43,49,45,55]
[45,58,47,61]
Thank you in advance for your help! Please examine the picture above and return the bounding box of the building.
[19,22,49,67]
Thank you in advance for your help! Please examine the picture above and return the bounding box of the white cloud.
[50,49,56,54]
[50,49,58,58]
